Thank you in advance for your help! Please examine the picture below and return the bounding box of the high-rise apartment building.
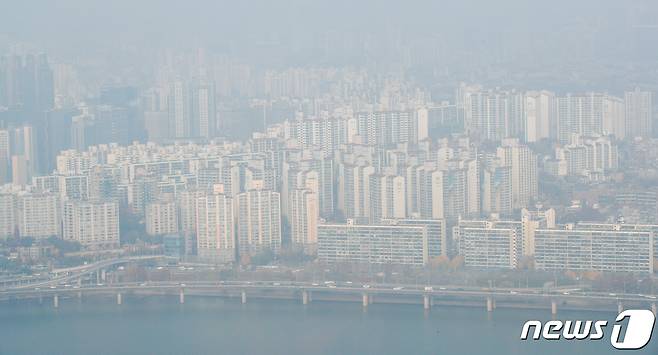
[166,79,217,140]
[625,88,653,139]
[178,189,206,234]
[58,175,89,201]
[496,138,537,209]
[287,115,348,155]
[0,193,16,239]
[557,93,625,143]
[0,53,54,111]
[195,190,235,263]
[554,134,618,179]
[235,187,281,258]
[17,192,60,239]
[145,200,179,236]
[337,162,375,219]
[289,188,319,254]
[369,174,406,222]
[463,90,524,141]
[481,161,512,216]
[168,80,191,139]
[354,111,414,146]
[524,91,556,142]
[62,200,119,249]
[0,130,9,185]
[414,164,445,219]
[191,81,216,139]
[10,126,37,185]
[285,154,334,219]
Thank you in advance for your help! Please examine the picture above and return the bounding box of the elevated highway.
[2,255,174,290]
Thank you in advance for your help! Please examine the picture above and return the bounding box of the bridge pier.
[179,289,185,304]
[551,300,557,315]
[302,290,309,305]
[362,293,369,307]
[241,290,247,304]
[53,294,59,308]
[617,302,624,314]
[652,303,657,316]
[116,293,122,305]
[423,294,431,310]
[486,297,493,312]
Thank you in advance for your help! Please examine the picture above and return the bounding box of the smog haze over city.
[1,1,658,354]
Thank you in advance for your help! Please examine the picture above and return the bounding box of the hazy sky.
[2,0,657,91]
[3,0,656,49]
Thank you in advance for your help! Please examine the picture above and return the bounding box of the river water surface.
[0,296,656,355]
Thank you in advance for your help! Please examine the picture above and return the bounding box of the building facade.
[318,221,427,266]
[62,200,120,249]
[534,227,652,273]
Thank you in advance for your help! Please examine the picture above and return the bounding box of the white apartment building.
[17,192,60,239]
[195,192,235,263]
[496,138,538,209]
[534,227,652,273]
[456,221,518,269]
[289,188,319,254]
[235,188,281,258]
[524,90,556,142]
[557,93,626,143]
[625,88,652,139]
[0,193,15,239]
[318,222,427,266]
[62,200,119,249]
[145,200,178,236]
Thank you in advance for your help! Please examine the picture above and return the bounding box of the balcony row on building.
[0,191,119,249]
[316,208,657,274]
[2,182,656,274]
[454,212,656,274]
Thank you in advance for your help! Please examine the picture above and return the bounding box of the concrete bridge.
[2,280,656,315]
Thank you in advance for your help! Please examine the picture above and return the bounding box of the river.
[0,296,656,354]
